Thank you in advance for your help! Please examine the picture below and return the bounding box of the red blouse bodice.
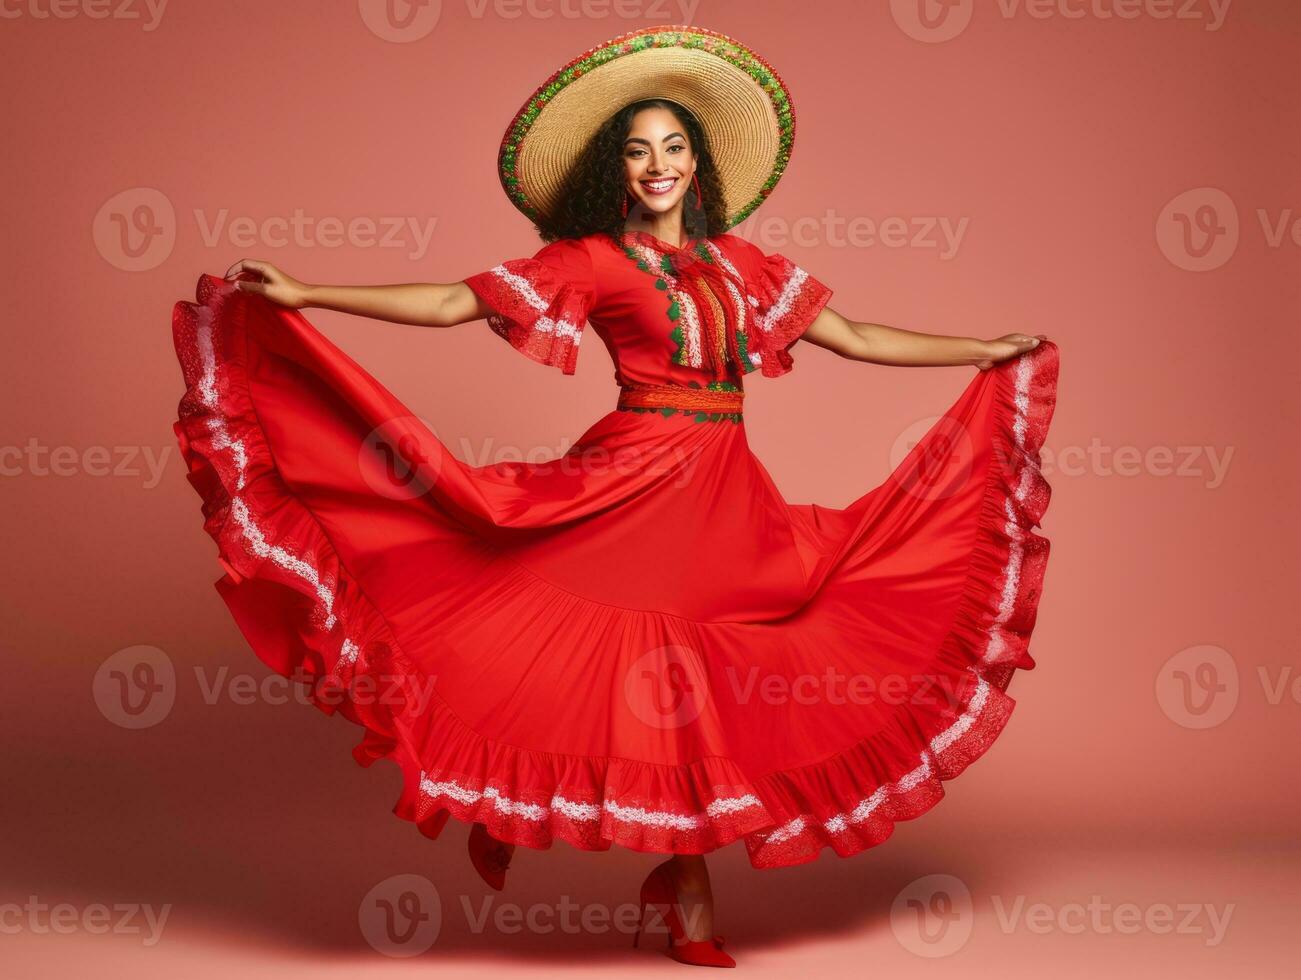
[463,230,834,387]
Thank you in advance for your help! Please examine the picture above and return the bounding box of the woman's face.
[622,106,697,220]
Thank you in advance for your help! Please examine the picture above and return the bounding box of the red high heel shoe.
[467,822,512,891]
[632,861,736,968]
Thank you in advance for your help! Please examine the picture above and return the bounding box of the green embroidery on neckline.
[613,237,746,421]
[735,327,756,375]
[615,236,729,371]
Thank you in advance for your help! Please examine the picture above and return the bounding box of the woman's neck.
[623,210,687,249]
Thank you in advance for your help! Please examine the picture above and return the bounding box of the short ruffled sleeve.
[721,235,833,378]
[462,237,595,375]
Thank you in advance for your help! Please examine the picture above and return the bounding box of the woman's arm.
[800,304,1045,370]
[222,258,491,327]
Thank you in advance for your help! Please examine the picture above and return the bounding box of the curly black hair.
[534,98,729,245]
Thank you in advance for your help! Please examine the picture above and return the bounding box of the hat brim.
[496,26,796,231]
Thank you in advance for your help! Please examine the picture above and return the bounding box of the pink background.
[3,1,1296,976]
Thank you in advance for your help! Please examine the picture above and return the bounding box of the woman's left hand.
[976,333,1047,370]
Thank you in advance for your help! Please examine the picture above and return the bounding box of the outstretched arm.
[800,304,1045,371]
[223,258,491,328]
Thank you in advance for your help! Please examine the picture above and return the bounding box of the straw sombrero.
[494,25,797,231]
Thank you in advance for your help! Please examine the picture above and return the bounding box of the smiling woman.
[536,95,729,246]
[170,24,1058,970]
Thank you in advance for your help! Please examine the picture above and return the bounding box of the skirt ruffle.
[171,273,1058,869]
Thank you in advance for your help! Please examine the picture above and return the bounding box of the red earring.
[692,173,703,205]
[621,191,629,217]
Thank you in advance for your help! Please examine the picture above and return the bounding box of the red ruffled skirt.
[171,274,1059,869]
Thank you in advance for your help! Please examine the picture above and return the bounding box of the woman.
[172,26,1058,968]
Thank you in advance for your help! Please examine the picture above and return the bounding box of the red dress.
[170,229,1058,869]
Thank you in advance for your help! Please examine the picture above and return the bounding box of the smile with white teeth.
[640,177,678,195]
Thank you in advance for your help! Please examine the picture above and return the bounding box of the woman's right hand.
[223,258,312,309]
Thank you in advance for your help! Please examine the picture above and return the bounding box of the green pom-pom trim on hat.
[494,25,798,232]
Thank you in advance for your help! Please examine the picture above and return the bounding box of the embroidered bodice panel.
[463,230,833,388]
